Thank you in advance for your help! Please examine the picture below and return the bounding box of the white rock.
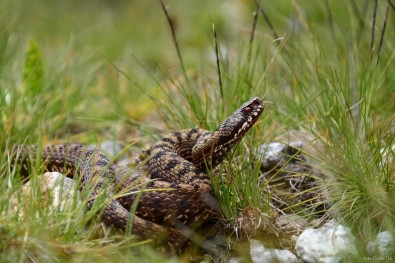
[367,231,394,257]
[229,257,241,263]
[259,141,303,170]
[9,172,80,218]
[295,224,358,263]
[250,239,298,263]
[40,172,80,211]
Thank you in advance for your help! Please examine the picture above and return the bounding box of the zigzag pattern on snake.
[12,97,264,250]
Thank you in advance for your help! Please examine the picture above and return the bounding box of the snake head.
[192,97,264,169]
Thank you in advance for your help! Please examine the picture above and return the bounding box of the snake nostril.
[242,106,252,114]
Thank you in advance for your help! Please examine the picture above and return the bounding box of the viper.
[12,97,264,250]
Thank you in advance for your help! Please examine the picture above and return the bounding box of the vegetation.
[0,0,394,262]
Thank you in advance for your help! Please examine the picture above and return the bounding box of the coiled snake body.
[13,98,264,250]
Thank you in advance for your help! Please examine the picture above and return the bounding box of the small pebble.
[99,140,124,159]
[367,231,394,257]
[250,239,298,263]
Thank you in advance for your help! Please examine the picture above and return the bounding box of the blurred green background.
[5,0,384,68]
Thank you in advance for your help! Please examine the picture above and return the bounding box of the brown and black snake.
[12,97,264,250]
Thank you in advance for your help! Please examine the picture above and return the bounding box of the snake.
[12,97,264,250]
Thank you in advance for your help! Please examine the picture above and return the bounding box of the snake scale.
[13,97,264,250]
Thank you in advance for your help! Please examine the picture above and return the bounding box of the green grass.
[1,0,395,261]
